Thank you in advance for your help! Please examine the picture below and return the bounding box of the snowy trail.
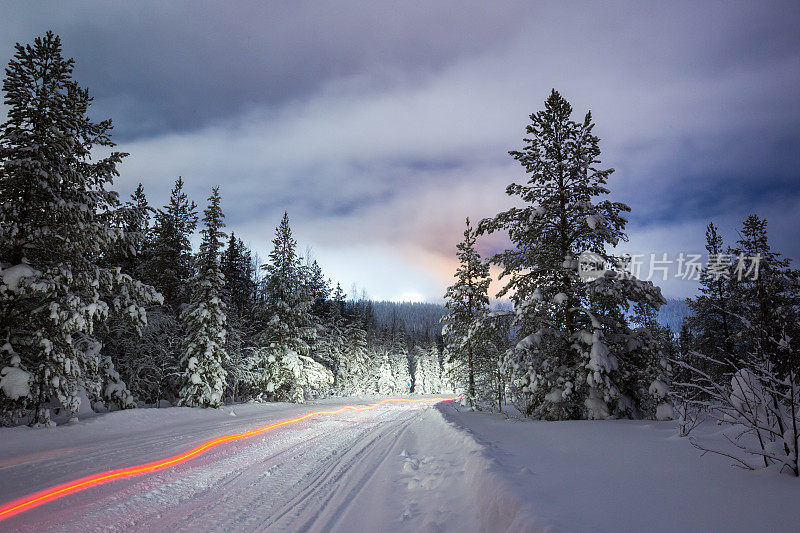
[0,397,516,532]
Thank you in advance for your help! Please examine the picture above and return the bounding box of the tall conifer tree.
[178,187,228,408]
[442,218,491,409]
[686,223,737,373]
[479,90,663,419]
[0,33,160,425]
[148,177,198,312]
[250,213,316,401]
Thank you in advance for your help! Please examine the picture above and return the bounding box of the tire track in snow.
[268,405,430,531]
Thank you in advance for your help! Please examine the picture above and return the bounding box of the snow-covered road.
[0,398,519,532]
[6,400,800,532]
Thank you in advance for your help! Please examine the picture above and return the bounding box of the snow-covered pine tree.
[672,217,800,473]
[479,90,664,419]
[426,343,444,394]
[250,213,316,402]
[411,345,425,393]
[442,218,492,408]
[112,178,197,404]
[374,348,395,395]
[146,177,198,313]
[177,187,228,408]
[317,318,344,389]
[310,282,347,387]
[222,233,257,318]
[332,283,346,312]
[441,346,465,395]
[411,343,443,394]
[685,223,738,375]
[338,321,370,395]
[0,32,160,425]
[103,182,152,278]
[484,308,513,411]
[100,183,179,407]
[220,232,259,402]
[730,215,799,372]
[302,257,330,320]
[629,302,676,420]
[324,284,348,382]
[390,333,412,394]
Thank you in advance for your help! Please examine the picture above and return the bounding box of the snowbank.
[438,405,800,531]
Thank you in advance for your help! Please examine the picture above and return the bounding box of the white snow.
[515,333,539,351]
[544,389,563,403]
[655,402,675,421]
[439,404,800,532]
[0,397,519,532]
[0,366,31,400]
[649,378,669,398]
[1,398,799,532]
[0,263,39,291]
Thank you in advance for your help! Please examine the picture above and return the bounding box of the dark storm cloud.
[0,1,532,140]
[1,1,798,299]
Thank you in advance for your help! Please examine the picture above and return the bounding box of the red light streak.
[0,396,462,522]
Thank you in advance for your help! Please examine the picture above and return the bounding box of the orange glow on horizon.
[0,396,463,522]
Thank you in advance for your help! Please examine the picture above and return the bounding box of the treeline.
[101,182,453,409]
[370,301,447,339]
[673,218,800,474]
[437,89,799,474]
[0,33,453,427]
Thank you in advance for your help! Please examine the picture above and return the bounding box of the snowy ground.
[1,399,798,532]
[440,404,800,532]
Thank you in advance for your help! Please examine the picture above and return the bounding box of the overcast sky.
[2,1,799,301]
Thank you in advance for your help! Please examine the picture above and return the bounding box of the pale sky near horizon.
[1,1,799,301]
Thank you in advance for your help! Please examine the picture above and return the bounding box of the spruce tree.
[177,187,228,408]
[221,233,256,318]
[99,183,178,406]
[411,343,443,394]
[318,318,344,388]
[103,183,152,277]
[303,258,330,318]
[0,33,160,425]
[731,215,799,373]
[686,223,737,372]
[120,183,152,275]
[479,90,664,419]
[442,218,491,408]
[332,283,346,314]
[673,218,800,471]
[390,333,412,394]
[250,212,315,401]
[339,322,370,395]
[374,348,395,394]
[147,177,198,312]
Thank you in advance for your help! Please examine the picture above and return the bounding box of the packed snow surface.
[1,399,799,532]
[0,397,510,532]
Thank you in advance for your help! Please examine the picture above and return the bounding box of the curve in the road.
[0,396,462,522]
